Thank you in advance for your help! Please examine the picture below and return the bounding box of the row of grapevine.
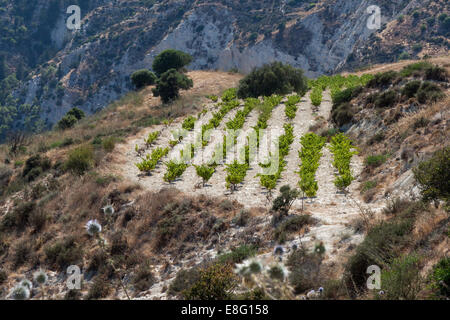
[258,123,294,193]
[285,95,301,119]
[201,99,240,147]
[164,160,189,183]
[328,133,358,192]
[135,147,170,174]
[255,95,283,130]
[297,133,326,197]
[310,87,323,107]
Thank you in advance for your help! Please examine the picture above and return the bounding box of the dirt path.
[277,92,315,194]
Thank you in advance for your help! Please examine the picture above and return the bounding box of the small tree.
[152,69,193,103]
[131,69,157,89]
[272,185,301,216]
[152,49,192,75]
[194,165,215,187]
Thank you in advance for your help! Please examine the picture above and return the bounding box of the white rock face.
[16,0,407,125]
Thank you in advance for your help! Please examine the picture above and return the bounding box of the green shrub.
[331,102,354,127]
[182,264,237,300]
[169,268,200,297]
[66,107,85,120]
[367,71,398,88]
[102,136,116,152]
[374,90,397,108]
[365,154,388,168]
[130,69,157,89]
[401,80,421,98]
[344,218,414,294]
[237,62,308,98]
[57,114,78,130]
[274,215,312,243]
[287,247,323,294]
[424,65,448,82]
[64,145,94,175]
[380,254,423,300]
[430,257,450,298]
[272,185,301,216]
[413,147,450,204]
[22,154,51,181]
[45,236,83,270]
[416,81,444,103]
[218,245,257,265]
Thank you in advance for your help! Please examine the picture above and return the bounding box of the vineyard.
[124,83,364,209]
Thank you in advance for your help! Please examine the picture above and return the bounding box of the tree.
[57,108,85,130]
[237,62,308,98]
[130,69,157,89]
[272,185,301,216]
[66,107,85,120]
[152,69,193,103]
[152,49,192,75]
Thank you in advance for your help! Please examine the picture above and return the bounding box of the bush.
[152,69,193,103]
[274,215,312,243]
[45,236,83,270]
[64,145,94,175]
[66,107,85,121]
[102,136,116,152]
[287,247,323,294]
[344,218,414,295]
[57,108,85,130]
[182,264,237,300]
[169,268,200,297]
[131,69,157,89]
[365,154,388,168]
[22,154,51,181]
[152,49,192,75]
[57,114,78,130]
[331,102,354,127]
[217,245,257,265]
[133,264,155,292]
[374,90,397,108]
[430,257,450,298]
[424,65,448,82]
[380,254,423,300]
[401,80,421,98]
[86,276,111,300]
[331,86,361,106]
[413,147,450,204]
[272,185,301,216]
[416,81,444,103]
[367,71,398,88]
[237,62,308,98]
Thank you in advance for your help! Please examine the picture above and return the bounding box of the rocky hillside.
[0,0,449,136]
[0,58,448,300]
